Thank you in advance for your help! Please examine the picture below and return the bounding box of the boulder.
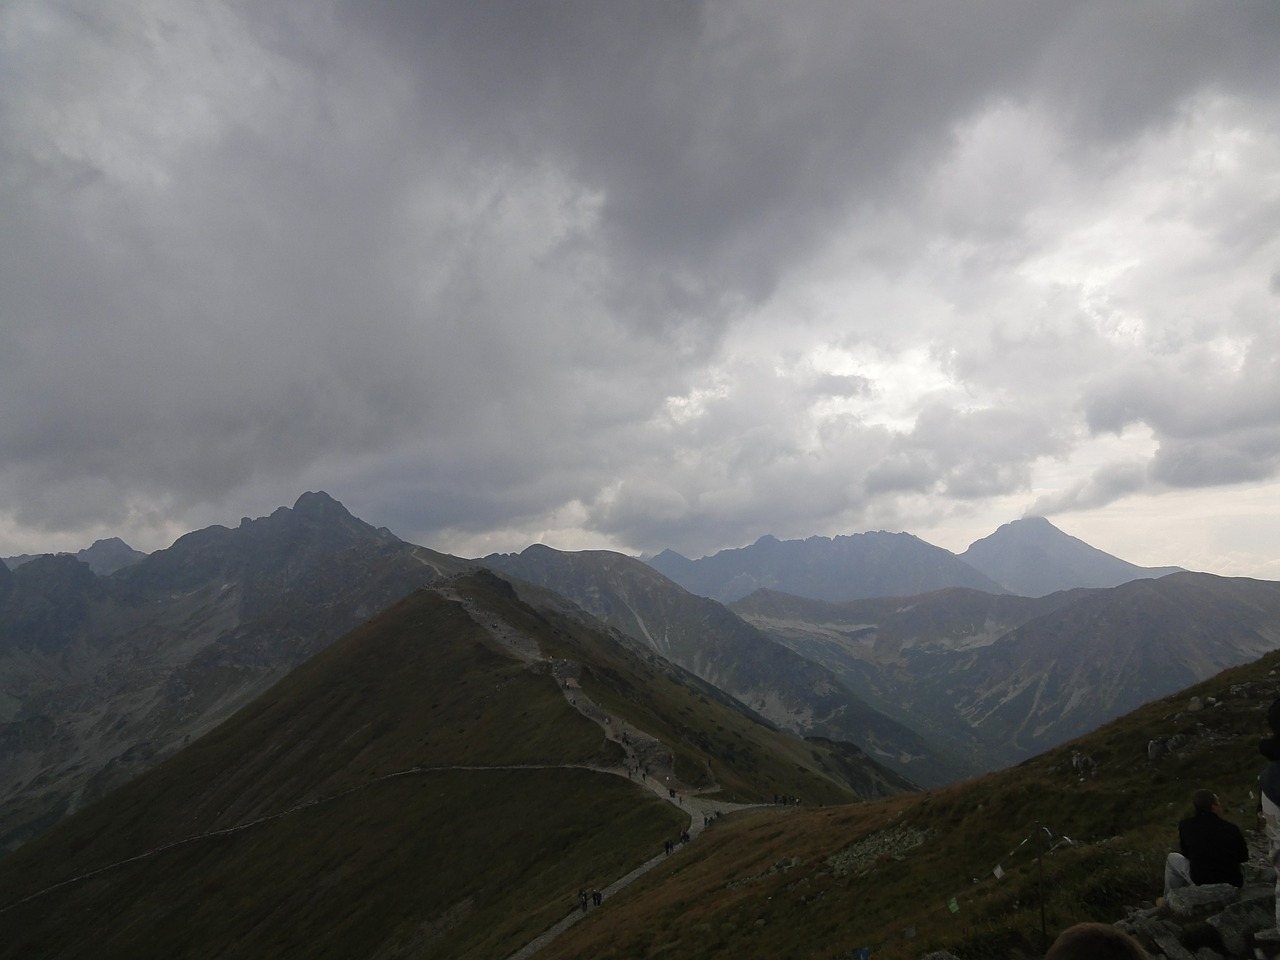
[1206,889,1276,956]
[1167,884,1240,917]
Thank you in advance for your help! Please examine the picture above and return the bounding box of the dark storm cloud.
[1,0,1279,571]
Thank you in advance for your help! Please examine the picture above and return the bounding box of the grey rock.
[1153,932,1196,960]
[1167,884,1240,917]
[1206,892,1275,956]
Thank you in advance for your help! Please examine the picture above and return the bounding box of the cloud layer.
[2,1,1279,576]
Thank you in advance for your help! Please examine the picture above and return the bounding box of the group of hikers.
[1045,695,1280,958]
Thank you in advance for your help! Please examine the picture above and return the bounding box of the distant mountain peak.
[961,516,1182,597]
[650,547,689,561]
[78,537,147,576]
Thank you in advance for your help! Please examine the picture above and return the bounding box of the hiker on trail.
[1163,788,1248,897]
[579,889,588,912]
[1259,698,1280,928]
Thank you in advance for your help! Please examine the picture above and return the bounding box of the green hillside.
[534,649,1280,960]
[0,571,875,959]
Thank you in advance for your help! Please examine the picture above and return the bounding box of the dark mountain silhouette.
[0,491,473,850]
[733,572,1280,768]
[960,515,1183,597]
[482,544,970,785]
[646,531,1008,603]
[0,570,891,959]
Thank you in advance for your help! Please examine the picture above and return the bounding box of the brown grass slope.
[0,571,881,959]
[534,648,1280,960]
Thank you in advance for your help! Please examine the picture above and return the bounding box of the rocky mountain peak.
[290,490,346,519]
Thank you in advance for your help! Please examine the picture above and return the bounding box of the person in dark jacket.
[1164,789,1248,897]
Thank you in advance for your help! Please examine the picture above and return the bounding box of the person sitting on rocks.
[1163,788,1248,898]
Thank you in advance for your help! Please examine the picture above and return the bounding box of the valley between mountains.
[2,492,1279,959]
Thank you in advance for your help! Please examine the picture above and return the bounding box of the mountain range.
[0,493,1265,867]
[730,572,1280,767]
[647,516,1183,602]
[0,568,894,959]
[481,545,968,785]
[3,542,1280,958]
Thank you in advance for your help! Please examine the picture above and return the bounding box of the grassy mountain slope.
[0,570,881,959]
[533,648,1280,960]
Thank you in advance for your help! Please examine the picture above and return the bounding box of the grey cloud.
[1151,430,1280,489]
[336,0,1246,315]
[1029,462,1149,515]
[1086,344,1280,442]
[2,0,1279,566]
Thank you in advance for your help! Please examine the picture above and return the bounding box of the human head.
[1044,922,1148,959]
[1191,789,1220,814]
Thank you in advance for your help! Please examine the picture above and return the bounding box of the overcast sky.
[3,1,1279,578]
